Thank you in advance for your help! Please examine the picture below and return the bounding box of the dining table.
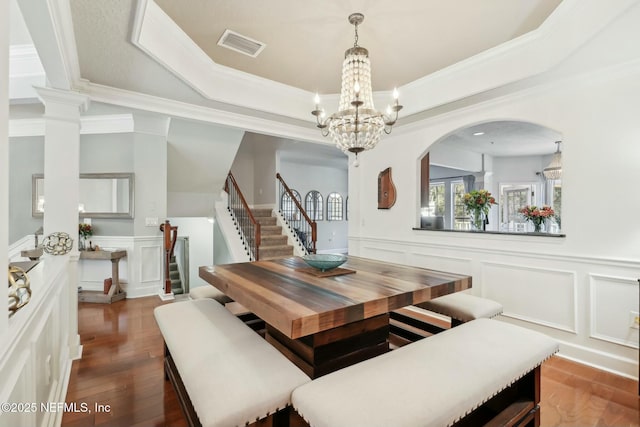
[199,255,472,378]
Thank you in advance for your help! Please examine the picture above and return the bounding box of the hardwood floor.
[63,296,639,427]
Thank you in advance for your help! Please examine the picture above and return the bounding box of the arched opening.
[419,120,563,234]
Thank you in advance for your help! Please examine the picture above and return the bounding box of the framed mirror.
[32,173,135,219]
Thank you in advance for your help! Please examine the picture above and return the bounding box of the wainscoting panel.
[361,245,406,265]
[409,252,473,276]
[0,258,72,427]
[589,274,639,349]
[140,245,161,283]
[0,352,34,427]
[482,261,577,333]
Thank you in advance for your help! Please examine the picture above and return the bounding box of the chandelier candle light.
[312,13,402,164]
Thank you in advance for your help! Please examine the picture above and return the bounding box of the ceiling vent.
[217,29,266,58]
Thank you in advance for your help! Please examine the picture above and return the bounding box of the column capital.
[34,87,89,114]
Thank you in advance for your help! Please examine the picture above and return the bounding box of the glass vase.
[532,221,543,233]
[471,210,484,231]
[79,236,85,250]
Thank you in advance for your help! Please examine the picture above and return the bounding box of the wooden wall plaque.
[378,167,397,209]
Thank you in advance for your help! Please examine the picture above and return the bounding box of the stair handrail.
[159,220,178,294]
[276,173,317,254]
[225,171,261,260]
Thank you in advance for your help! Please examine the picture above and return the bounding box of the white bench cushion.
[292,318,557,427]
[189,285,232,304]
[417,292,503,322]
[154,299,310,427]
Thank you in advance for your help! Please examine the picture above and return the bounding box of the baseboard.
[556,342,639,380]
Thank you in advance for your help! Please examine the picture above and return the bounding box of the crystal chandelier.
[543,141,562,180]
[312,13,402,160]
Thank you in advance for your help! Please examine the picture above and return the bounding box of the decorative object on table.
[8,265,32,316]
[543,141,562,180]
[463,189,497,230]
[377,167,397,209]
[79,223,93,251]
[519,205,555,233]
[311,13,403,164]
[301,254,348,272]
[42,231,73,255]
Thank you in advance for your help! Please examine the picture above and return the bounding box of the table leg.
[110,259,121,296]
[266,314,390,379]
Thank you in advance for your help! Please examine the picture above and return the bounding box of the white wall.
[8,136,43,243]
[279,159,348,253]
[167,118,244,217]
[167,217,214,290]
[349,10,640,378]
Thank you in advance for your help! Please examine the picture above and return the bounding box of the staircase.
[169,255,184,294]
[252,208,294,260]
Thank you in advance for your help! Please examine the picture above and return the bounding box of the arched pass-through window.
[327,192,343,221]
[281,189,301,220]
[418,120,564,235]
[305,190,323,221]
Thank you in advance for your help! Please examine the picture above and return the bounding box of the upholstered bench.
[292,318,558,427]
[418,292,503,326]
[390,292,503,342]
[154,299,310,427]
[188,285,232,304]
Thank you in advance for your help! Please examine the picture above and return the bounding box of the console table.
[78,249,127,303]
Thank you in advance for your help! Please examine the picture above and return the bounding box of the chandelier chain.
[354,22,359,47]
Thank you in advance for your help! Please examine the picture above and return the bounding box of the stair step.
[261,225,283,236]
[259,245,293,260]
[255,216,277,226]
[251,208,273,218]
[261,235,288,245]
[169,271,180,280]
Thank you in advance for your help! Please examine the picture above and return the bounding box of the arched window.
[345,196,349,221]
[280,189,301,220]
[326,192,343,221]
[305,190,323,221]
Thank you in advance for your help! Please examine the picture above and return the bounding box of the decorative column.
[0,0,9,336]
[35,87,89,360]
[132,112,170,299]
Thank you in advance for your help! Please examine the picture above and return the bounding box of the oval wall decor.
[42,232,74,255]
[378,167,397,209]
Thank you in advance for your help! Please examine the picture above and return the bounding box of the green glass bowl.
[301,254,347,272]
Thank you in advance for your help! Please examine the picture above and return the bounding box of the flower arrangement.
[79,223,93,238]
[463,189,497,230]
[519,205,555,232]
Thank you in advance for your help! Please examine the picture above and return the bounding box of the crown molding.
[9,44,45,100]
[78,79,328,145]
[9,114,134,137]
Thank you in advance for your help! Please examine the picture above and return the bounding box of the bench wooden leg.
[164,343,202,427]
[271,406,291,427]
[451,365,541,427]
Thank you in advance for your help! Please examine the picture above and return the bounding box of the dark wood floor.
[62,296,639,427]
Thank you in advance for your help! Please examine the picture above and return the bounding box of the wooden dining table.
[199,256,472,378]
